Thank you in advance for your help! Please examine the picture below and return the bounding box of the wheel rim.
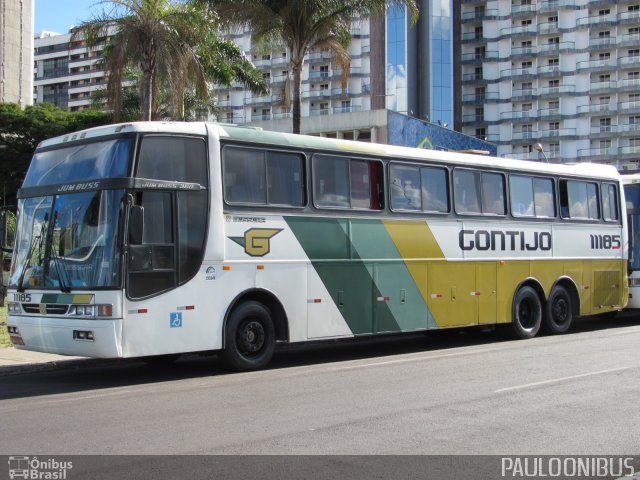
[519,298,536,330]
[237,320,265,355]
[552,297,569,326]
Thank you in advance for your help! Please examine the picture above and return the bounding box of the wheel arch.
[513,277,545,306]
[223,289,290,347]
[550,276,581,317]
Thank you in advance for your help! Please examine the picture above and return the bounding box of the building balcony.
[537,22,560,34]
[540,0,576,11]
[590,125,618,136]
[511,46,536,57]
[618,10,640,22]
[619,33,640,48]
[576,14,616,27]
[576,103,616,114]
[538,85,575,97]
[462,92,500,103]
[306,51,332,64]
[461,51,500,62]
[589,37,617,49]
[538,107,562,119]
[271,56,289,68]
[537,65,561,76]
[619,123,640,135]
[538,41,575,55]
[618,100,640,113]
[540,128,576,138]
[501,25,538,37]
[463,72,485,81]
[577,146,618,159]
[500,66,537,79]
[302,89,332,99]
[308,71,331,80]
[620,145,640,156]
[500,110,537,120]
[512,88,538,100]
[462,113,486,123]
[590,80,617,93]
[462,32,485,42]
[619,78,640,91]
[461,9,499,21]
[512,3,537,15]
[576,58,617,72]
[619,56,640,68]
[512,131,537,141]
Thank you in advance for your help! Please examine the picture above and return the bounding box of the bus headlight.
[68,304,113,318]
[7,302,21,314]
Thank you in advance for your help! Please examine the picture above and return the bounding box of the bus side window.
[481,172,505,215]
[561,180,600,220]
[602,183,619,221]
[454,169,481,214]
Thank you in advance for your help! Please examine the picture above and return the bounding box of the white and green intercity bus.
[622,173,640,309]
[2,122,629,370]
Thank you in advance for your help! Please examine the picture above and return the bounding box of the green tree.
[205,0,418,133]
[75,0,267,121]
[0,103,113,206]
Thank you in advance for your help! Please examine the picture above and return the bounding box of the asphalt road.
[1,315,639,458]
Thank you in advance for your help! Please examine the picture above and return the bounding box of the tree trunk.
[142,70,153,121]
[292,60,303,134]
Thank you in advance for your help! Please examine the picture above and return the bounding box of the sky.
[34,0,103,34]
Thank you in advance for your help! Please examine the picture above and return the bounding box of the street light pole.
[533,143,549,162]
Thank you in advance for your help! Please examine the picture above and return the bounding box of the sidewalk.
[0,346,90,376]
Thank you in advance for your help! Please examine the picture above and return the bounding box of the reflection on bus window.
[510,175,556,218]
[390,164,449,213]
[562,180,599,219]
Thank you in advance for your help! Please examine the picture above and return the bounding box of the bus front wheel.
[510,286,542,339]
[221,301,275,371]
[543,285,573,334]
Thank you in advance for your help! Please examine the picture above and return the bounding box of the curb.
[0,357,117,377]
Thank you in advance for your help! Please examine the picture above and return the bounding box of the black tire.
[510,286,542,339]
[221,301,275,371]
[543,285,573,334]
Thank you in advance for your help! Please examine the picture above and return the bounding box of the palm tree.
[74,0,267,121]
[205,0,418,134]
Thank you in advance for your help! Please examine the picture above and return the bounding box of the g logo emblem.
[230,228,282,257]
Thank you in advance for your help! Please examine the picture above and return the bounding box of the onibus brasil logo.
[229,228,282,257]
[8,456,73,479]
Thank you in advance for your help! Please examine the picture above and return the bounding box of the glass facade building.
[385,0,454,126]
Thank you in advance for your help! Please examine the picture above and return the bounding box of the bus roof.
[38,121,621,181]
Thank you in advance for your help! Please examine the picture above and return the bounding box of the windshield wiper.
[17,213,48,293]
[48,212,71,293]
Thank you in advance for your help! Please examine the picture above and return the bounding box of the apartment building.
[1,0,34,106]
[460,0,640,167]
[33,28,111,111]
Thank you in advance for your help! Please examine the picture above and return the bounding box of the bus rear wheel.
[221,301,275,371]
[510,286,542,339]
[543,285,573,334]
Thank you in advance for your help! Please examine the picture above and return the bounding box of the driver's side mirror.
[129,205,144,245]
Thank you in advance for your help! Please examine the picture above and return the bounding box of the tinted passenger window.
[602,183,619,221]
[314,155,383,210]
[390,164,449,213]
[560,180,600,219]
[223,147,304,206]
[137,136,207,184]
[510,175,556,217]
[454,169,505,215]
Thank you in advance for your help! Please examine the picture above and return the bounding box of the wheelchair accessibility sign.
[170,312,182,328]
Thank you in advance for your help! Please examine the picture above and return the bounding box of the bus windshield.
[9,138,131,291]
[625,183,640,271]
[9,189,125,291]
